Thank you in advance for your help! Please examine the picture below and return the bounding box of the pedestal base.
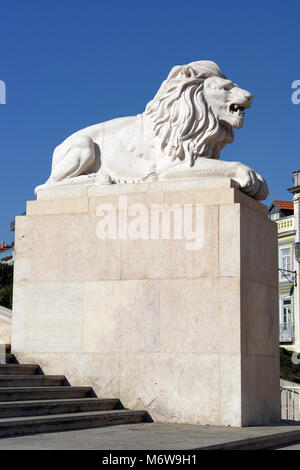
[12,179,280,426]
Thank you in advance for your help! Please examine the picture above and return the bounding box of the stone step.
[3,354,18,364]
[0,348,149,438]
[0,409,148,438]
[0,376,66,387]
[0,386,93,402]
[0,365,40,376]
[0,398,122,418]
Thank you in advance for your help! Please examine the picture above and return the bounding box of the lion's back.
[75,115,140,147]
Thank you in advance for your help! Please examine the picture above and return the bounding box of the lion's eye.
[222,84,233,91]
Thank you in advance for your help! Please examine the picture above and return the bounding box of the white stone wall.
[12,179,280,426]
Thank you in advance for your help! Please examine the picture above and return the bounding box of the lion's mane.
[145,61,234,165]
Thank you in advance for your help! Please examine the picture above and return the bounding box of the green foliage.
[0,284,13,309]
[280,347,300,384]
[0,264,13,286]
[0,263,13,310]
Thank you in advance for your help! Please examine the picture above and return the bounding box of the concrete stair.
[0,345,149,438]
[0,398,122,418]
[0,376,67,387]
[0,386,95,401]
[0,410,147,438]
[4,354,18,364]
[0,364,41,375]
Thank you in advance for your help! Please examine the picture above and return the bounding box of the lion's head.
[145,60,253,165]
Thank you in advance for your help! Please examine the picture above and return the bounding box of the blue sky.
[0,0,300,243]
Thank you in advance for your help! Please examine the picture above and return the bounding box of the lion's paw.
[234,163,269,200]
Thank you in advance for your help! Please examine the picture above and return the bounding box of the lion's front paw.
[234,163,269,200]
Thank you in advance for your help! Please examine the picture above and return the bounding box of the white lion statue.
[39,60,268,200]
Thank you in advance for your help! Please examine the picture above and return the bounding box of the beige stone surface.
[13,281,83,353]
[240,203,278,287]
[120,205,218,280]
[37,183,90,201]
[29,214,120,282]
[119,352,221,425]
[36,177,239,201]
[0,308,11,345]
[241,280,279,356]
[241,354,280,426]
[27,197,89,216]
[12,182,280,426]
[219,354,242,426]
[34,179,239,214]
[83,280,161,353]
[159,278,241,354]
[219,204,240,277]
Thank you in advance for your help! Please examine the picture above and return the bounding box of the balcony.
[280,323,295,343]
[277,216,295,233]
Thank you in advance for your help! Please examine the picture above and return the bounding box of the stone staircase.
[0,345,149,438]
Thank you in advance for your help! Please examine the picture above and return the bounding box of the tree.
[0,264,13,309]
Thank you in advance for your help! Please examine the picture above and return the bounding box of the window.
[280,297,294,342]
[279,246,291,279]
[280,297,293,325]
[271,213,280,221]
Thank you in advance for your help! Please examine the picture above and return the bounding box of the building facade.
[269,200,296,345]
[269,170,300,351]
[0,242,13,265]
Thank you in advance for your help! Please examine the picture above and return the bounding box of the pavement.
[1,421,300,450]
[275,442,300,450]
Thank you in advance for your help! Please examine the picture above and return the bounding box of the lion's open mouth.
[229,103,247,116]
[229,103,249,117]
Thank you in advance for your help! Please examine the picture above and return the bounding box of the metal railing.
[281,386,300,420]
[280,323,295,343]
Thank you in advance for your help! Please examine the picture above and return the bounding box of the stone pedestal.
[12,178,280,426]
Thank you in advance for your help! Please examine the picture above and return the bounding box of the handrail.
[281,386,300,420]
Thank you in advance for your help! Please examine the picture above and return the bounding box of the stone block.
[12,180,280,426]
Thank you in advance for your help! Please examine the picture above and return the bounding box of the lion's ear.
[167,65,196,81]
[183,66,196,79]
[167,65,183,81]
